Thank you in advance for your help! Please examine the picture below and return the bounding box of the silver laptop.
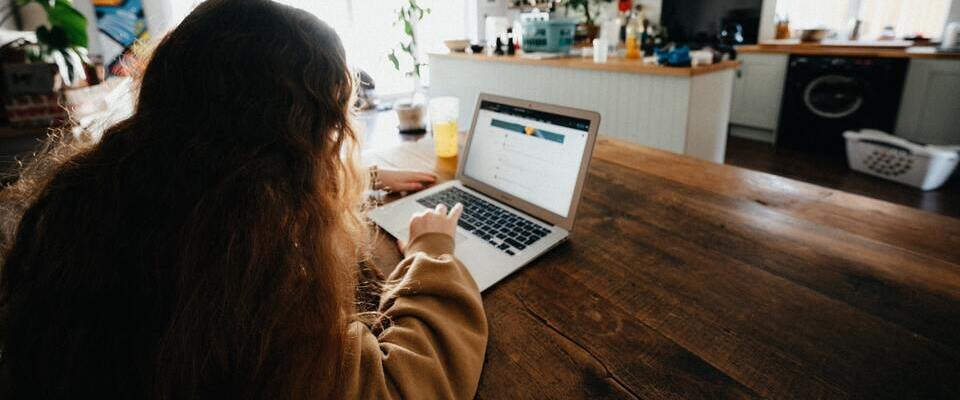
[368,93,600,291]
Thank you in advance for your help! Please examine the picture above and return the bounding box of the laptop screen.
[464,100,592,218]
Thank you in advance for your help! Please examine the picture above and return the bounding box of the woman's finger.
[416,172,438,182]
[435,203,448,215]
[448,203,464,220]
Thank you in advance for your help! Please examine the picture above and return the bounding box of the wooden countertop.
[365,134,960,398]
[430,52,740,77]
[739,43,960,60]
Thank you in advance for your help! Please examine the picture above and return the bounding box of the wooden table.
[364,135,960,399]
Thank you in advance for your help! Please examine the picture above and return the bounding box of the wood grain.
[738,44,960,60]
[365,135,960,399]
[430,52,740,77]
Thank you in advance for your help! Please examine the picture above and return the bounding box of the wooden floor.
[725,136,960,219]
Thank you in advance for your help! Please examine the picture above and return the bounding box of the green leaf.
[47,25,69,49]
[403,20,413,36]
[36,25,51,44]
[387,51,399,71]
[41,0,88,49]
[49,49,70,84]
[62,47,86,84]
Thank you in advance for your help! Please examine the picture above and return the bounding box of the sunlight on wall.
[776,0,951,39]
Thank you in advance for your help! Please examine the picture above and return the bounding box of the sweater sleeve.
[342,233,488,399]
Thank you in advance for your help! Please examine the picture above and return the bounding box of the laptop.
[368,93,601,291]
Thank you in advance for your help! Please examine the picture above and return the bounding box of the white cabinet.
[896,59,960,145]
[730,53,789,142]
[429,55,736,163]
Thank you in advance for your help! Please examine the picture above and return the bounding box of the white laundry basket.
[844,130,960,191]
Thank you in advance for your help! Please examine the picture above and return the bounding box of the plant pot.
[2,63,61,96]
[575,23,601,45]
[395,101,426,134]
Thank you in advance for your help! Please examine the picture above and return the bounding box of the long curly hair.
[0,0,369,398]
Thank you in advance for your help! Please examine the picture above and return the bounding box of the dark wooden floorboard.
[724,136,960,219]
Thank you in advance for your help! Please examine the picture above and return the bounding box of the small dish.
[444,39,470,53]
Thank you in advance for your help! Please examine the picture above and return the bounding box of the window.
[278,0,469,96]
[166,0,468,96]
[775,0,952,40]
[856,0,952,39]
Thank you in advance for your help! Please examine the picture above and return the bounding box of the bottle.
[494,37,505,56]
[624,7,643,59]
[625,24,640,59]
[775,15,791,40]
[506,28,516,55]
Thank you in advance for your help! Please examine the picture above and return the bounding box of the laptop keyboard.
[417,187,551,256]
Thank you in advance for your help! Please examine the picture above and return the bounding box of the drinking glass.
[429,97,459,158]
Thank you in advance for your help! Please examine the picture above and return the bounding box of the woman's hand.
[407,203,463,245]
[377,168,437,193]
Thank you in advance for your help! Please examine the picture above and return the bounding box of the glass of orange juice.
[429,97,459,158]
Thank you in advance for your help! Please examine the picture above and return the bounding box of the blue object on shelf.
[656,46,692,67]
[521,19,578,54]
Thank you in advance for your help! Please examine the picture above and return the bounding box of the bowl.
[799,29,829,43]
[444,39,470,53]
[469,43,485,54]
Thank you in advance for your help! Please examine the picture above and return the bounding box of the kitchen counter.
[738,43,960,60]
[429,52,736,162]
[431,52,741,77]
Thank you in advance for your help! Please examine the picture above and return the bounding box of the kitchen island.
[428,52,739,163]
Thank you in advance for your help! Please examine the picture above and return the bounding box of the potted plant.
[0,0,91,127]
[562,0,613,43]
[8,0,90,87]
[388,0,430,133]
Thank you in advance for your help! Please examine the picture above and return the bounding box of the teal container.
[521,19,577,54]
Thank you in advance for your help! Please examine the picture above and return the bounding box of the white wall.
[758,0,776,41]
[949,0,960,25]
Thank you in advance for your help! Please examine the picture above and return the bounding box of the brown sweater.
[0,233,488,398]
[342,233,489,399]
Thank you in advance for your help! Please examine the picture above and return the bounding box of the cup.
[592,39,608,63]
[395,102,424,132]
[429,97,459,158]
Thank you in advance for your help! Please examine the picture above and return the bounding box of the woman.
[0,0,487,399]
